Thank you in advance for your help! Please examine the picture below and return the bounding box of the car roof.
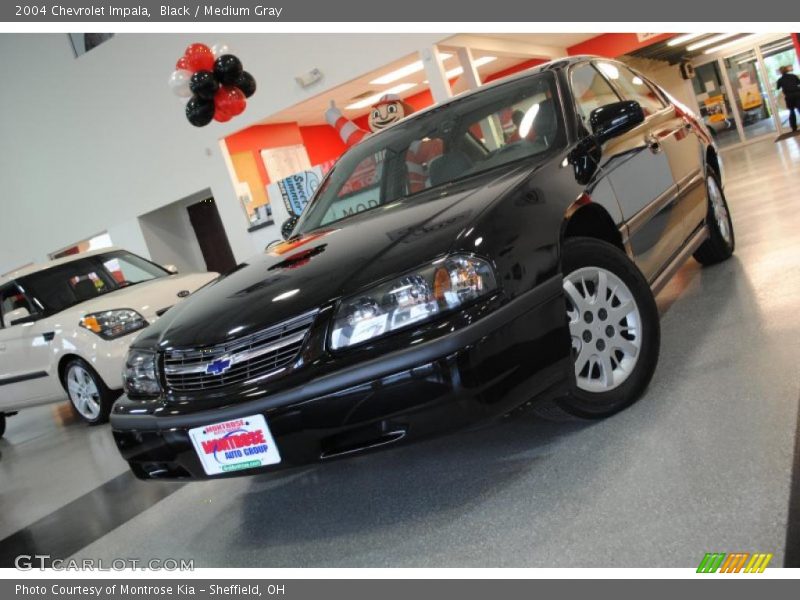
[0,246,127,286]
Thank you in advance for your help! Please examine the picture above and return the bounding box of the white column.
[420,45,452,104]
[456,46,482,92]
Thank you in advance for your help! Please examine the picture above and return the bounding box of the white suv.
[0,248,218,434]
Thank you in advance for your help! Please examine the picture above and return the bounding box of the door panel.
[0,322,60,410]
[597,62,705,281]
[0,286,61,410]
[653,107,707,245]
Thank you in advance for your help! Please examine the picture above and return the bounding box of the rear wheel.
[693,169,734,265]
[62,358,119,424]
[552,238,660,419]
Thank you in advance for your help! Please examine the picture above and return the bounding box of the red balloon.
[214,85,246,118]
[214,110,232,123]
[185,43,214,73]
[176,56,190,70]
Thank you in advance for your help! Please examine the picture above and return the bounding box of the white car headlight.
[122,349,161,397]
[80,309,148,340]
[331,255,497,350]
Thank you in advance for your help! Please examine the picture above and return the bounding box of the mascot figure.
[325,94,442,194]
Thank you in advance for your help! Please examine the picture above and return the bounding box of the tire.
[61,358,119,424]
[693,168,735,265]
[0,414,5,438]
[551,237,660,419]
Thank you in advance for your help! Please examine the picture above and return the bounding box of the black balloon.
[213,54,243,86]
[185,95,215,127]
[234,71,257,98]
[189,70,219,100]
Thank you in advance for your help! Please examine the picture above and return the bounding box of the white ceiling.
[257,33,598,127]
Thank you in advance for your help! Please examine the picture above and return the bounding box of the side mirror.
[589,100,645,144]
[163,264,179,274]
[7,307,32,326]
[281,216,299,240]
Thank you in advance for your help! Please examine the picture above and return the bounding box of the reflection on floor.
[1,138,799,567]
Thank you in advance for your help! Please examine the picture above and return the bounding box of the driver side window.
[571,63,622,126]
[0,284,34,328]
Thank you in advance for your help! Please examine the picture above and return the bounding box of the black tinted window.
[17,251,167,314]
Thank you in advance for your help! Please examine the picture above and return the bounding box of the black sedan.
[113,56,734,479]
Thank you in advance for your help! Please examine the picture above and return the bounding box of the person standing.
[776,65,800,132]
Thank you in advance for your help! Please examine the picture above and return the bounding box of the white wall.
[138,190,208,273]
[0,32,449,274]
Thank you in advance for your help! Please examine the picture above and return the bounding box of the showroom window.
[570,63,622,124]
[597,62,666,116]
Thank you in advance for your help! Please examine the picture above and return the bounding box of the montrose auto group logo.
[200,419,271,470]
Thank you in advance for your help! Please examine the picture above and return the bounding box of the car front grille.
[162,310,317,393]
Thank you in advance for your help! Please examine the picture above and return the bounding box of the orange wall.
[567,33,674,58]
[299,124,347,166]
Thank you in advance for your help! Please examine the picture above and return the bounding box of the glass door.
[723,48,777,142]
[758,37,800,134]
[691,61,740,148]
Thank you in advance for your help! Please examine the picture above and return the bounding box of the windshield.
[295,71,563,235]
[17,250,169,314]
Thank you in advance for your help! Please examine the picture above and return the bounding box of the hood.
[68,272,218,323]
[136,165,531,350]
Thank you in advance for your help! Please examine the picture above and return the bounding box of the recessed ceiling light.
[703,34,759,55]
[345,83,418,110]
[369,53,453,85]
[686,33,738,51]
[667,33,706,47]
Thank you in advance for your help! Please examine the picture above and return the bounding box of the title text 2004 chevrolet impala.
[113,57,734,479]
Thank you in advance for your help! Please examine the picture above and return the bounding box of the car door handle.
[645,133,662,154]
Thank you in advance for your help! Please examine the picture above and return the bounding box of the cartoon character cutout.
[325,93,413,147]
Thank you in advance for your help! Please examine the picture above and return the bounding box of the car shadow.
[231,413,595,551]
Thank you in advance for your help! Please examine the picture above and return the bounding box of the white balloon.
[211,43,230,58]
[168,69,193,98]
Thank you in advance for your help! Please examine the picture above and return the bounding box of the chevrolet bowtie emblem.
[205,357,232,375]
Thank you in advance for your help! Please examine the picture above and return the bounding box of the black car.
[113,56,734,480]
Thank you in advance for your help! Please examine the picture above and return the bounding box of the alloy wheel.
[66,365,101,420]
[563,266,643,393]
[708,175,732,246]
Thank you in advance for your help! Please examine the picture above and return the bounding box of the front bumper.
[111,276,572,480]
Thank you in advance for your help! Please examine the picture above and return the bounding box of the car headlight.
[122,349,161,397]
[331,255,497,350]
[80,309,148,340]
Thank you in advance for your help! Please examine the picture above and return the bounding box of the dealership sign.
[188,414,281,475]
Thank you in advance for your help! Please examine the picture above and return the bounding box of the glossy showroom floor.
[1,138,799,568]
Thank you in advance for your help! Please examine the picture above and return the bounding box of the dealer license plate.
[188,414,281,476]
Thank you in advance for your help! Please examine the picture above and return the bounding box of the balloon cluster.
[168,43,257,127]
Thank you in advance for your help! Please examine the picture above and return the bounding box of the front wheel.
[555,238,661,419]
[62,358,119,424]
[693,169,735,265]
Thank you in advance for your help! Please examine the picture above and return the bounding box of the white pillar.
[420,45,452,104]
[456,47,482,92]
